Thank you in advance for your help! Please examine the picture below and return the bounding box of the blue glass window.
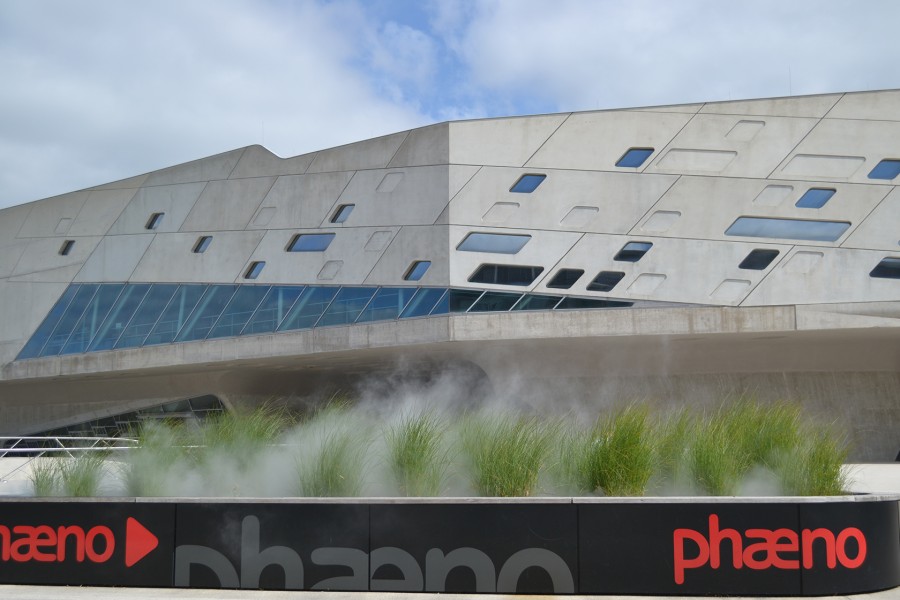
[87,284,152,352]
[457,233,531,254]
[143,285,207,346]
[725,217,850,242]
[399,288,447,319]
[739,249,780,270]
[206,285,271,339]
[357,287,417,323]
[512,294,562,311]
[145,212,164,230]
[245,261,265,280]
[433,289,483,314]
[241,286,305,335]
[557,297,633,309]
[38,285,100,357]
[287,233,335,252]
[468,291,522,312]
[59,240,74,256]
[331,204,355,224]
[16,285,82,359]
[175,285,239,342]
[278,287,339,331]
[795,188,835,209]
[614,241,652,262]
[546,269,584,289]
[510,174,546,193]
[588,271,625,292]
[404,261,431,281]
[868,159,900,180]
[193,236,213,253]
[59,285,126,355]
[317,287,378,327]
[114,284,180,349]
[616,148,654,168]
[870,257,900,279]
[468,264,543,286]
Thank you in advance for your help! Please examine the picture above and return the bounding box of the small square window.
[546,268,584,289]
[868,159,900,180]
[59,240,75,256]
[870,257,900,279]
[331,204,355,224]
[193,236,212,253]
[795,188,835,209]
[287,233,336,252]
[404,260,431,281]
[588,271,625,292]
[509,174,546,193]
[145,212,164,230]
[614,241,653,262]
[739,249,779,270]
[244,261,266,279]
[616,148,654,168]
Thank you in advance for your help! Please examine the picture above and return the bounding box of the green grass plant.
[29,457,60,496]
[779,426,849,496]
[387,412,447,496]
[653,410,694,491]
[296,401,368,497]
[122,420,186,496]
[688,412,744,496]
[57,452,107,497]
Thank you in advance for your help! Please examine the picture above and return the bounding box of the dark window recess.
[287,233,335,252]
[404,260,431,281]
[616,148,654,168]
[512,294,561,311]
[588,271,625,292]
[447,290,483,313]
[557,297,633,309]
[468,291,522,312]
[331,204,355,224]
[59,240,75,256]
[145,212,164,230]
[795,188,835,209]
[468,264,544,286]
[509,174,546,193]
[244,261,266,279]
[193,236,212,253]
[868,159,900,180]
[870,257,900,279]
[614,241,653,262]
[546,268,584,289]
[739,249,780,270]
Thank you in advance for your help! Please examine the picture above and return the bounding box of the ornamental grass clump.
[56,452,108,497]
[573,406,655,496]
[461,413,557,497]
[122,420,186,496]
[688,412,745,496]
[779,426,849,496]
[296,402,368,497]
[722,401,801,471]
[29,457,60,497]
[653,410,694,491]
[387,412,448,496]
[194,404,292,467]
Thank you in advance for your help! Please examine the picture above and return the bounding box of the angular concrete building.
[1,90,898,460]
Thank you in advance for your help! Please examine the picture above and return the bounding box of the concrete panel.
[85,172,149,191]
[388,123,449,167]
[6,264,82,284]
[66,189,136,236]
[632,176,889,246]
[0,239,28,278]
[306,131,408,173]
[248,172,354,230]
[0,203,32,242]
[743,247,900,305]
[179,177,276,232]
[107,182,206,235]
[632,103,703,114]
[843,187,900,251]
[73,234,154,282]
[228,145,316,179]
[11,236,102,280]
[448,225,582,290]
[826,90,900,121]
[769,119,900,184]
[535,234,790,305]
[0,281,68,362]
[328,166,449,227]
[449,114,568,167]
[700,93,842,118]
[364,225,450,286]
[129,230,266,283]
[142,148,245,186]
[242,227,400,285]
[449,167,678,234]
[525,111,693,171]
[16,191,90,238]
[646,114,818,178]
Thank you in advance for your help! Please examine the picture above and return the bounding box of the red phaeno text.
[0,525,114,563]
[673,514,866,584]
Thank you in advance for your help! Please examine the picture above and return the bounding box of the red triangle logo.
[125,517,159,567]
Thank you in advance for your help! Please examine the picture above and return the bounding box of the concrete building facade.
[0,90,898,459]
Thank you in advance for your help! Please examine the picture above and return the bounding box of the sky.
[1,0,899,209]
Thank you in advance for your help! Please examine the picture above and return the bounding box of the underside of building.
[1,90,898,460]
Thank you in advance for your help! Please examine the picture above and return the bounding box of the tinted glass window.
[87,284,152,352]
[512,294,562,311]
[547,268,584,289]
[399,288,447,319]
[431,289,482,314]
[245,261,265,279]
[588,271,625,292]
[468,264,543,286]
[206,285,271,339]
[175,285,239,342]
[457,233,531,254]
[114,284,180,349]
[404,261,431,281]
[616,148,654,168]
[242,286,306,335]
[145,212,164,230]
[868,159,900,180]
[278,287,339,331]
[144,285,207,346]
[38,284,101,357]
[317,287,378,327]
[795,188,835,209]
[469,291,522,312]
[870,257,900,279]
[59,285,126,355]
[331,204,355,223]
[287,233,335,252]
[357,287,418,323]
[509,174,546,193]
[193,236,212,253]
[614,241,653,262]
[557,297,633,309]
[739,249,780,270]
[59,240,75,256]
[16,285,82,359]
[725,217,850,242]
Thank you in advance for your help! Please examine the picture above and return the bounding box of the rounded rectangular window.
[795,188,835,209]
[546,268,584,289]
[404,260,431,281]
[725,217,850,242]
[870,257,900,279]
[193,236,213,253]
[614,241,653,262]
[588,271,625,292]
[59,240,75,256]
[331,204,355,224]
[868,159,900,180]
[468,264,543,286]
[287,233,336,252]
[244,261,266,279]
[457,232,531,254]
[145,212,164,230]
[616,148,654,168]
[739,249,779,270]
[509,174,546,193]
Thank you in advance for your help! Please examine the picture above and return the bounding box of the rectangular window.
[404,260,431,281]
[588,271,625,292]
[616,148,654,168]
[457,232,531,254]
[143,285,207,346]
[175,285,239,342]
[795,188,835,209]
[245,261,266,279]
[59,240,75,256]
[357,287,418,323]
[546,268,584,289]
[468,291,522,312]
[241,286,306,335]
[614,241,652,262]
[725,217,850,242]
[114,284,180,349]
[556,297,633,309]
[870,257,900,279]
[509,174,546,193]
[739,249,780,270]
[317,287,378,327]
[398,288,447,319]
[278,287,339,331]
[868,159,900,180]
[206,285,271,339]
[331,204,355,224]
[468,264,543,286]
[193,236,213,253]
[86,284,152,352]
[287,233,336,252]
[511,294,562,311]
[145,212,164,230]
